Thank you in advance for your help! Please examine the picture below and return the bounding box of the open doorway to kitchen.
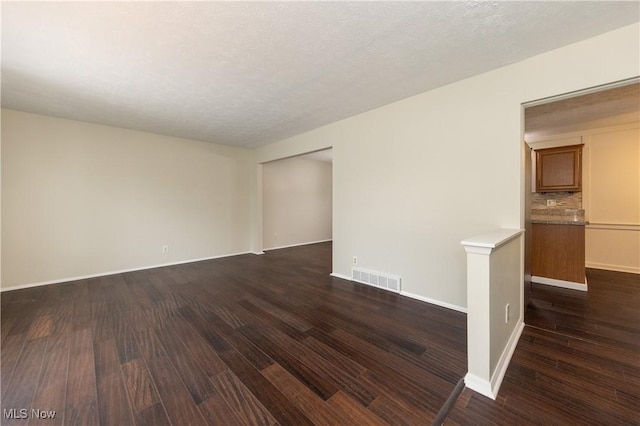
[261,148,333,253]
[522,80,639,344]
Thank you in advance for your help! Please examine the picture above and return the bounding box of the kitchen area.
[530,142,587,289]
[525,82,640,291]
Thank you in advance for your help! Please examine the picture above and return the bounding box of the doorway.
[261,148,333,252]
[522,81,640,327]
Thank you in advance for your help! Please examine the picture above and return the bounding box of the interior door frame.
[521,77,639,322]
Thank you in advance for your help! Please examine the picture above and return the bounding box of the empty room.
[1,2,639,425]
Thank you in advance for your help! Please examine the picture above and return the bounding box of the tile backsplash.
[532,191,582,209]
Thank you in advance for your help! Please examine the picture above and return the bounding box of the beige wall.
[1,110,253,289]
[263,156,332,250]
[584,124,640,273]
[2,23,638,305]
[255,23,640,311]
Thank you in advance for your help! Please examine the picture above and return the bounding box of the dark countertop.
[531,208,587,226]
[532,218,587,226]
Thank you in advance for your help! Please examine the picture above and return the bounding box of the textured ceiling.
[2,2,639,148]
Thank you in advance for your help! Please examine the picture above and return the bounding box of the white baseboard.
[0,251,251,293]
[490,319,524,397]
[585,262,640,274]
[264,239,332,251]
[400,291,467,314]
[465,320,524,400]
[464,373,493,400]
[331,273,467,314]
[251,251,265,255]
[531,276,588,291]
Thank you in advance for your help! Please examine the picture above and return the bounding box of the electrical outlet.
[546,199,557,207]
[162,245,169,253]
[505,303,510,323]
[353,256,358,265]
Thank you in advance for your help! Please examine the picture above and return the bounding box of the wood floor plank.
[368,395,430,426]
[203,308,275,371]
[243,294,313,332]
[177,305,230,353]
[96,373,135,426]
[1,337,47,426]
[28,333,71,426]
[168,318,229,377]
[358,369,440,419]
[218,347,315,426]
[146,355,207,425]
[133,402,171,426]
[0,333,27,399]
[93,336,142,426]
[111,314,142,364]
[302,335,367,378]
[5,290,44,337]
[250,323,378,405]
[121,358,160,413]
[197,393,248,426]
[239,325,340,401]
[155,322,217,405]
[330,327,453,398]
[134,327,167,360]
[261,363,352,426]
[210,369,277,425]
[64,328,99,426]
[91,304,114,344]
[212,305,246,329]
[327,390,387,426]
[26,315,53,341]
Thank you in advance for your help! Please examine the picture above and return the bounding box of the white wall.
[1,110,253,289]
[584,124,640,273]
[255,23,640,310]
[263,156,332,250]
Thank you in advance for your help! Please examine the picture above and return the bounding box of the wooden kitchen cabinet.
[535,144,583,192]
[532,223,585,284]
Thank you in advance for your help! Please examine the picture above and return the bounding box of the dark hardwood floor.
[3,244,638,425]
[1,242,468,425]
[445,268,640,425]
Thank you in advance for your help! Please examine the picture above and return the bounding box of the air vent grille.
[351,267,401,293]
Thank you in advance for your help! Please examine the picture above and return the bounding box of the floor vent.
[352,267,401,293]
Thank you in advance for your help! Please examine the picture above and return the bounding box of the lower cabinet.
[532,223,585,284]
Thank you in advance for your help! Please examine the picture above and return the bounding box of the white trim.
[526,122,640,149]
[464,320,525,400]
[531,275,588,291]
[461,229,524,254]
[330,273,467,314]
[251,251,265,255]
[585,262,640,274]
[464,373,493,400]
[0,251,251,293]
[330,272,352,281]
[263,239,332,251]
[400,291,467,314]
[526,121,639,146]
[586,223,639,231]
[526,135,582,151]
[522,77,640,108]
[490,320,525,398]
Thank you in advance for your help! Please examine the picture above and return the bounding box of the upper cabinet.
[535,144,583,192]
